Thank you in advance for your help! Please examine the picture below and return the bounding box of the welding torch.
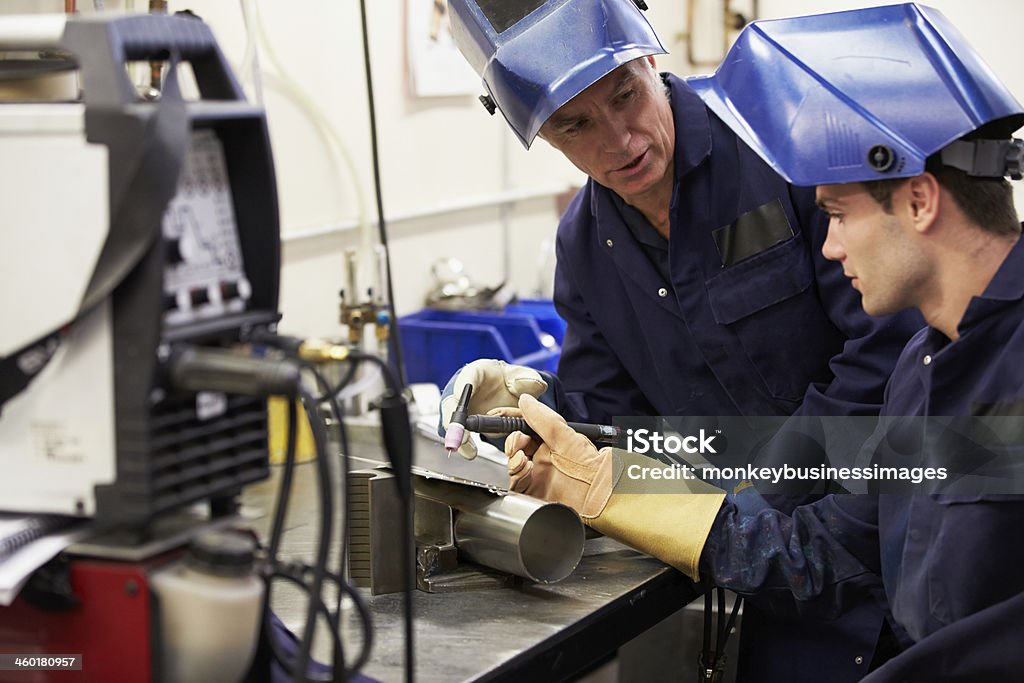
[443,383,625,456]
[464,414,625,446]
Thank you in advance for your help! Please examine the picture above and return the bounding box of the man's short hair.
[861,155,1021,237]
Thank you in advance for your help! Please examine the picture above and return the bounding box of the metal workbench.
[240,422,701,683]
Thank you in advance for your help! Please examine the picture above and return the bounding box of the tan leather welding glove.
[506,394,725,580]
[441,359,548,459]
[505,394,619,518]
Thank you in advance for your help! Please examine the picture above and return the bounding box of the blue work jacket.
[549,74,924,682]
[702,237,1024,682]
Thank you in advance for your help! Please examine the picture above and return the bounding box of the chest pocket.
[705,234,826,401]
[706,236,812,323]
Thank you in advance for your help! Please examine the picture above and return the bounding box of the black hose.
[293,386,335,683]
[358,0,408,391]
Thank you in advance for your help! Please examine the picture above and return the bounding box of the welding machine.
[0,12,281,527]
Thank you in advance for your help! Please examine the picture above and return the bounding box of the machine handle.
[59,13,247,106]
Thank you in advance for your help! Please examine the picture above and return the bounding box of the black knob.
[479,94,497,115]
[220,281,240,300]
[190,288,210,306]
[164,238,184,264]
[867,145,895,172]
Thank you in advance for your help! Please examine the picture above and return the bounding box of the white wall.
[8,0,1024,339]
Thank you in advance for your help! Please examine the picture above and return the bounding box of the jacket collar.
[958,234,1024,333]
[666,73,713,178]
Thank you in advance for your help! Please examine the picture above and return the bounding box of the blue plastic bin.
[398,300,565,388]
[505,298,567,346]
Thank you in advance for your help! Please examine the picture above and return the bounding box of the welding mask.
[448,0,667,148]
[688,3,1024,185]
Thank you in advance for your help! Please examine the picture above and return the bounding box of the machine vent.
[146,393,269,513]
[94,392,271,526]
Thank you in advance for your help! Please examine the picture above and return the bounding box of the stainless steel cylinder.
[0,15,67,51]
[414,476,585,584]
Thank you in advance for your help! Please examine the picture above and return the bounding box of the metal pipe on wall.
[148,0,167,91]
[682,0,758,67]
[280,184,571,244]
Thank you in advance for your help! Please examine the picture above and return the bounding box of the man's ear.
[907,172,941,233]
[646,55,657,69]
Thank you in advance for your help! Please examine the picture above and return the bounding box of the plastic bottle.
[149,530,264,683]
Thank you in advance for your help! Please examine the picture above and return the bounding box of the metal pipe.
[0,15,68,50]
[279,184,570,244]
[683,0,758,68]
[148,0,167,91]
[414,476,585,584]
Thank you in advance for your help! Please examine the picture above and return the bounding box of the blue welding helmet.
[688,3,1024,185]
[448,0,667,148]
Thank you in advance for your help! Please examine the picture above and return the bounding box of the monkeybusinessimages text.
[625,428,949,485]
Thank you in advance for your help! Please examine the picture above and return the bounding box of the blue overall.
[546,74,926,681]
[701,238,1024,681]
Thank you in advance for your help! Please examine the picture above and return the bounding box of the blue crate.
[506,298,567,346]
[398,301,564,388]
